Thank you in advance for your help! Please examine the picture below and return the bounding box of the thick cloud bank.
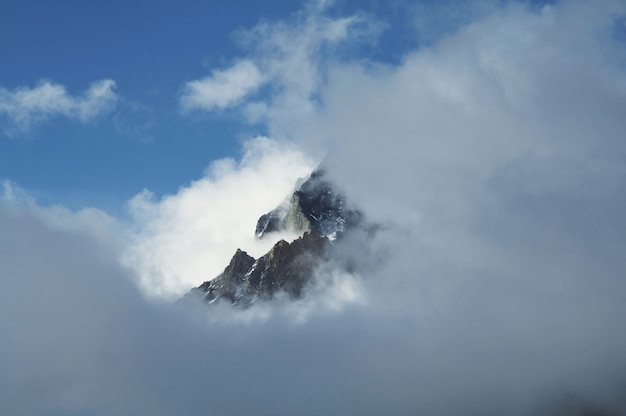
[2,1,626,415]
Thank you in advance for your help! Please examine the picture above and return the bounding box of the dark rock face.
[196,230,328,306]
[195,249,255,304]
[189,169,364,308]
[255,169,363,239]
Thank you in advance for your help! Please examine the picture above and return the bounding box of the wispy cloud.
[0,79,118,135]
[179,0,383,127]
[180,60,265,112]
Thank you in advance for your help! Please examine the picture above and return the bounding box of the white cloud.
[1,179,32,203]
[239,7,382,134]
[308,1,626,220]
[179,0,626,413]
[124,136,315,299]
[0,79,118,133]
[180,0,383,127]
[180,60,265,111]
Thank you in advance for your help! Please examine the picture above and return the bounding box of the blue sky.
[0,0,424,210]
[0,1,292,206]
[1,0,567,210]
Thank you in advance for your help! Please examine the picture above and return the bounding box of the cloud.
[180,0,383,127]
[0,79,118,134]
[124,136,315,299]
[180,60,265,112]
[3,1,626,415]
[179,0,626,413]
[2,195,624,416]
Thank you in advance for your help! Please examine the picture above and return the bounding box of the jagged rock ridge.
[255,169,363,240]
[194,230,328,307]
[189,169,363,307]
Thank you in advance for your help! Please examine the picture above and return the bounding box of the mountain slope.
[188,169,363,307]
[255,169,363,239]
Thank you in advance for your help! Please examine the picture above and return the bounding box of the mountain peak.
[190,169,364,308]
[255,169,362,240]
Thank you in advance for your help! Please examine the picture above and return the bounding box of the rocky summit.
[188,169,363,307]
[255,169,363,240]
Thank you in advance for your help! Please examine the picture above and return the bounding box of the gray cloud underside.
[2,194,625,415]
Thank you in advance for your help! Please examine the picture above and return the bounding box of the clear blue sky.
[0,1,289,206]
[0,0,434,210]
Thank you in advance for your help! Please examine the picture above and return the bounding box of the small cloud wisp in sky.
[0,79,118,135]
[180,60,265,112]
